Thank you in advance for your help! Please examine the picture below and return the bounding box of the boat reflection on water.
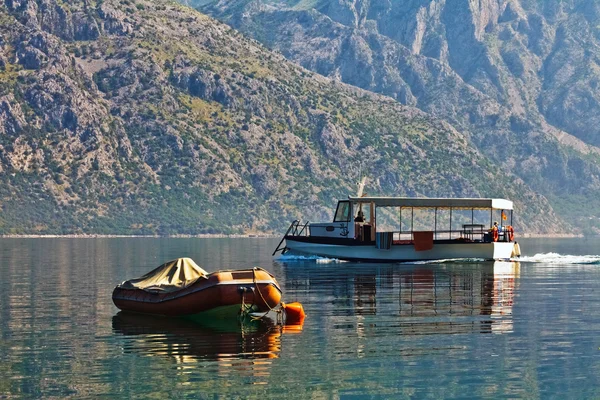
[395,261,520,334]
[112,312,292,363]
[280,260,520,335]
[487,261,519,332]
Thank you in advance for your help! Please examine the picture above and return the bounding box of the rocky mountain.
[0,0,572,235]
[197,0,600,233]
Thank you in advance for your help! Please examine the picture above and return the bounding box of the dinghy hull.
[113,268,282,318]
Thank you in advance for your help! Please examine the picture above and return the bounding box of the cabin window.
[333,201,351,222]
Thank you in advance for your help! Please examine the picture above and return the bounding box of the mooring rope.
[250,267,282,321]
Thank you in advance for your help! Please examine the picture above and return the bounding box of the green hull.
[182,304,257,322]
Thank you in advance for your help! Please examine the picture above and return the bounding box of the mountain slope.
[197,0,600,233]
[0,0,563,234]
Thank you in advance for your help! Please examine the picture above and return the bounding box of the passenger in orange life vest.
[492,221,499,242]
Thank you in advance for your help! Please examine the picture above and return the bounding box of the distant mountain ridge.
[196,0,600,233]
[0,0,575,234]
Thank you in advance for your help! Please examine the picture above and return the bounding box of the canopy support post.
[434,207,437,241]
[399,207,402,240]
[449,207,452,240]
[411,207,414,241]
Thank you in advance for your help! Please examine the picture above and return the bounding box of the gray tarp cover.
[120,258,208,293]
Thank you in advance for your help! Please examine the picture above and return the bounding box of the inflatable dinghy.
[112,258,284,320]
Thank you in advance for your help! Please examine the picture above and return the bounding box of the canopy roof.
[119,257,208,293]
[347,196,513,210]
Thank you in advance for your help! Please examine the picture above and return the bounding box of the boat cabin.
[273,196,519,260]
[308,197,514,244]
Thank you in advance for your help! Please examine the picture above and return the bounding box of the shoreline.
[519,233,584,238]
[0,234,279,239]
[0,233,586,239]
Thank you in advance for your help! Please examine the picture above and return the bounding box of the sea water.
[0,237,599,398]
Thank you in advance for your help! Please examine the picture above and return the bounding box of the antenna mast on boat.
[356,163,368,197]
[357,175,367,197]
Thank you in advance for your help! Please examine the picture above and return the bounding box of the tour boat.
[112,258,304,323]
[274,191,521,262]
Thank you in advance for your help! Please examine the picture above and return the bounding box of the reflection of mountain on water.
[280,261,520,335]
[112,312,282,363]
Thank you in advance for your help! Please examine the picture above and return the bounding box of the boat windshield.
[334,201,351,222]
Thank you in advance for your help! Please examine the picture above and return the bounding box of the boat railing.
[390,228,513,243]
[394,230,484,241]
[272,220,310,255]
[292,220,310,236]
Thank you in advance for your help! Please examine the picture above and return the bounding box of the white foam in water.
[276,254,346,263]
[404,258,487,265]
[278,253,600,265]
[518,252,600,265]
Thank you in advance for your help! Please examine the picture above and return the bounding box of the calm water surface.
[1,238,600,398]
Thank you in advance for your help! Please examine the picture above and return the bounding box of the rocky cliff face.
[197,0,600,233]
[0,0,563,234]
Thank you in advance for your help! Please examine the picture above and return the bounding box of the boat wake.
[402,258,487,265]
[278,253,600,265]
[276,254,347,263]
[517,253,600,265]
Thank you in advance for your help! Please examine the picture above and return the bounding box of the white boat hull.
[285,239,516,262]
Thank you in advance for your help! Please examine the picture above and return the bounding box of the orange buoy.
[283,302,306,325]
